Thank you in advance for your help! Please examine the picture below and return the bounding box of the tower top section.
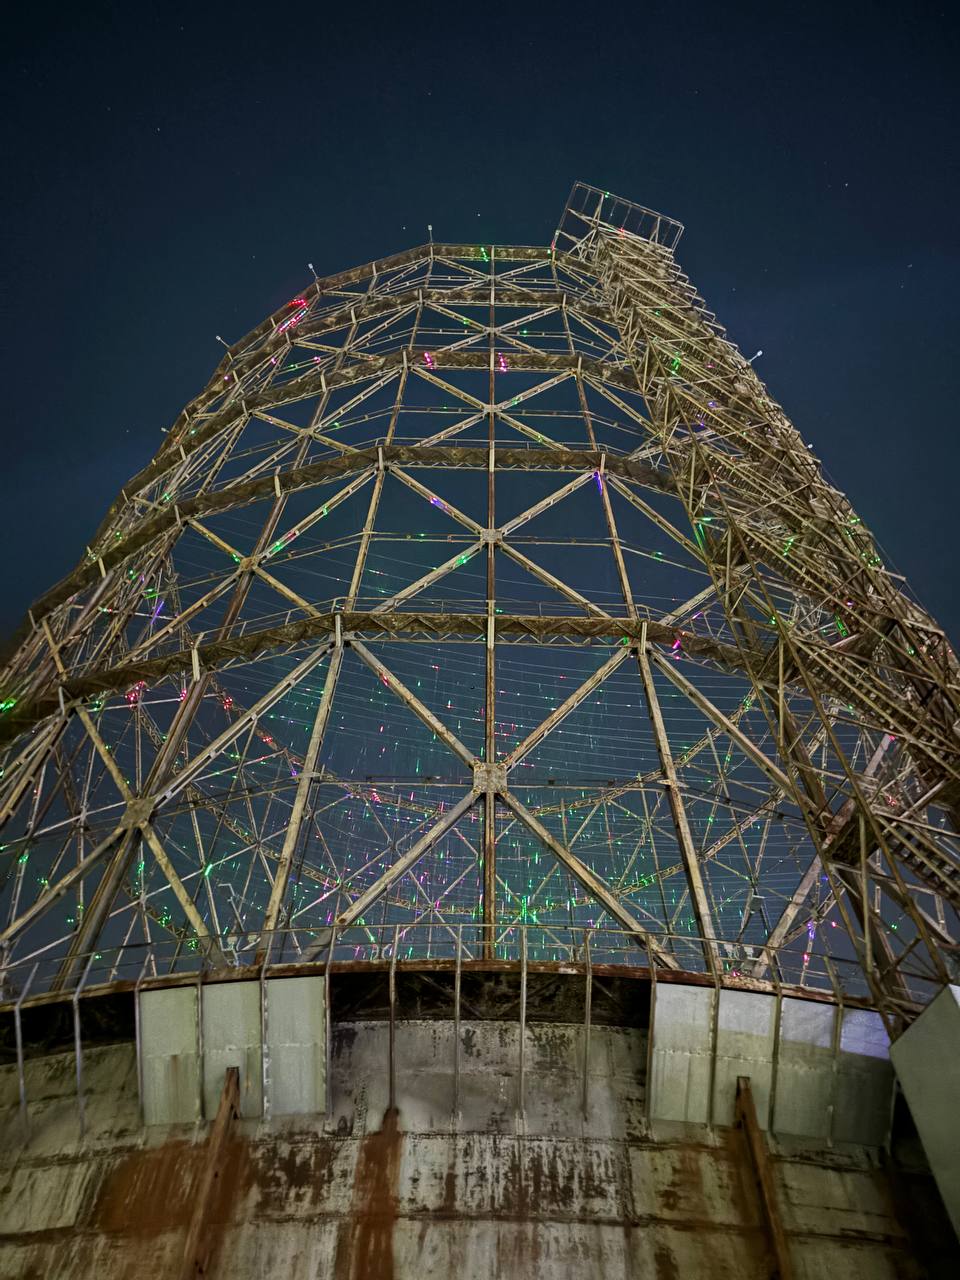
[555,182,684,255]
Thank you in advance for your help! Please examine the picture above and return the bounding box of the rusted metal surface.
[735,1075,795,1280]
[180,1066,240,1279]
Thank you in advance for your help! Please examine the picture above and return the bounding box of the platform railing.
[0,920,945,1014]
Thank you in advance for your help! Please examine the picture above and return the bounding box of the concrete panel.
[774,998,836,1140]
[891,983,960,1236]
[0,1160,97,1233]
[265,975,324,1116]
[629,1143,758,1227]
[201,980,263,1119]
[648,983,714,1123]
[778,1162,900,1239]
[140,985,200,1125]
[712,989,776,1128]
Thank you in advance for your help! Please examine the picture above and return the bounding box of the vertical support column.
[133,953,150,1128]
[72,951,95,1139]
[453,924,462,1122]
[388,923,398,1115]
[260,638,343,954]
[644,938,657,1125]
[735,1076,795,1280]
[581,929,592,1121]
[324,926,336,1119]
[259,933,273,1123]
[707,969,721,1129]
[179,1067,240,1280]
[517,926,527,1124]
[638,635,719,977]
[482,247,498,958]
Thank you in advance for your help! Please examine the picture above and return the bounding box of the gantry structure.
[1,184,958,1028]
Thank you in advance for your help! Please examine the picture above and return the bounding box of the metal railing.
[1,921,944,1013]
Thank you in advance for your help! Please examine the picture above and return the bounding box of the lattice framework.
[1,184,958,1028]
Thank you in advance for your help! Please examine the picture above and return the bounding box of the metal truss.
[1,183,958,1030]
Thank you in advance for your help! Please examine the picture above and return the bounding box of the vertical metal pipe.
[517,927,527,1123]
[324,924,337,1120]
[133,952,150,1128]
[707,967,721,1129]
[388,923,399,1113]
[14,963,38,1140]
[73,950,96,1140]
[196,968,205,1122]
[768,980,784,1135]
[581,929,592,1121]
[260,931,274,1122]
[645,938,658,1125]
[453,924,462,1121]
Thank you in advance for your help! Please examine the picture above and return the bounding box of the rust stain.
[88,1131,253,1280]
[334,1107,402,1280]
[90,1140,199,1234]
[660,1145,705,1215]
[249,1135,338,1215]
[653,1242,679,1280]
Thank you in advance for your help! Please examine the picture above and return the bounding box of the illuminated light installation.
[0,183,958,1032]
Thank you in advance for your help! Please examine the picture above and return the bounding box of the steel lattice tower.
[1,184,958,1029]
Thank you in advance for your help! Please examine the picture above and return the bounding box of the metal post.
[735,1075,796,1280]
[707,965,721,1129]
[768,979,784,1135]
[645,937,657,1125]
[517,927,527,1123]
[14,962,38,1140]
[453,924,462,1121]
[324,923,336,1120]
[133,950,151,1127]
[825,958,843,1148]
[72,950,96,1140]
[581,929,592,1121]
[196,967,205,1122]
[260,930,274,1122]
[388,923,399,1114]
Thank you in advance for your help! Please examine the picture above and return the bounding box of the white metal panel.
[201,980,263,1119]
[266,975,325,1116]
[648,983,714,1123]
[834,1008,893,1147]
[890,984,960,1236]
[711,989,776,1128]
[139,985,200,1125]
[774,998,835,1139]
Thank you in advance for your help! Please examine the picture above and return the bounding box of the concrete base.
[891,984,960,1237]
[1,1017,955,1279]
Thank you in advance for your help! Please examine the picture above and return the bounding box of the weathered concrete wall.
[0,1019,955,1279]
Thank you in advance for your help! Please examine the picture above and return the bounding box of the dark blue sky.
[2,1,957,641]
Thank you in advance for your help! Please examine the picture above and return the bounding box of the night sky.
[3,2,957,644]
